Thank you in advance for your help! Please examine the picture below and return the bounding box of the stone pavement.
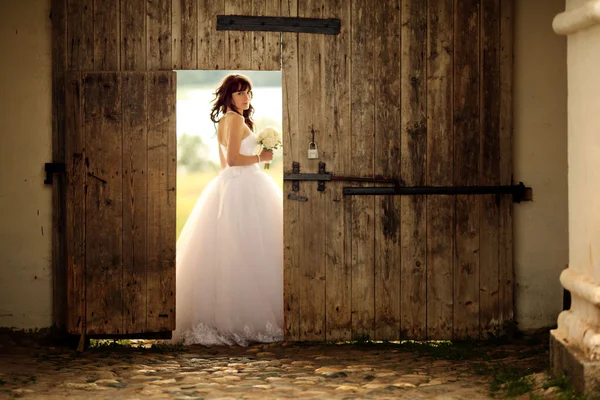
[0,332,579,399]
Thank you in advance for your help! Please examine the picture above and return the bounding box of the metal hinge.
[44,162,65,185]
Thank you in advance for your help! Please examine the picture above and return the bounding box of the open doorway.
[175,70,283,239]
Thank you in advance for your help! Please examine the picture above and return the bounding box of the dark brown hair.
[209,74,255,131]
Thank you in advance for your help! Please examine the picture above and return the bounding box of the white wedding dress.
[172,121,284,346]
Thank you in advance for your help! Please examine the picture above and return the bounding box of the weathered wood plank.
[122,73,148,334]
[165,73,177,332]
[93,0,119,70]
[171,0,185,70]
[224,0,253,69]
[297,0,326,341]
[454,196,480,339]
[265,0,282,70]
[480,0,501,338]
[65,72,85,334]
[172,0,182,69]
[375,195,402,341]
[198,0,225,69]
[147,0,172,70]
[350,0,375,341]
[181,0,198,69]
[400,198,426,340]
[323,0,351,342]
[147,72,177,332]
[400,0,427,340]
[426,196,454,338]
[499,0,514,327]
[67,0,94,70]
[282,0,300,341]
[252,0,281,70]
[373,0,401,341]
[426,0,454,340]
[252,0,267,70]
[84,73,124,335]
[52,0,68,333]
[121,0,146,71]
[454,0,481,339]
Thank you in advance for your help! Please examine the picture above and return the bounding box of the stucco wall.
[0,0,53,329]
[513,0,569,331]
[0,0,569,333]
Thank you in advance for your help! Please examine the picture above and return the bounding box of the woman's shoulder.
[220,112,245,128]
[222,111,244,120]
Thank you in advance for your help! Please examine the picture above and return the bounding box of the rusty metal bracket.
[291,161,300,192]
[285,161,330,192]
[287,193,308,202]
[284,161,401,193]
[317,162,327,191]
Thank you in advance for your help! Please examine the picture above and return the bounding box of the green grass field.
[176,163,284,239]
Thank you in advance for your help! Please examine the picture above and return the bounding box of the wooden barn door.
[53,0,513,342]
[283,0,514,341]
[53,0,281,337]
[64,71,176,336]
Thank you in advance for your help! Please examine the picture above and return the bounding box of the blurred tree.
[254,116,281,133]
[178,133,219,173]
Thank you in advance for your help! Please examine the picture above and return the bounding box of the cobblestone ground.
[0,332,571,399]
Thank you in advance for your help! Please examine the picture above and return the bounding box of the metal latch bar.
[343,182,531,203]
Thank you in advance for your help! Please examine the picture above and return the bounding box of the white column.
[552,0,600,361]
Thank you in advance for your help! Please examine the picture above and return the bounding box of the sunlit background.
[176,70,283,238]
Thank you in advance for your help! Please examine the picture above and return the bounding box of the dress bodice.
[220,132,259,158]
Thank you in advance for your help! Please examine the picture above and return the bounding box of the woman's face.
[231,86,252,112]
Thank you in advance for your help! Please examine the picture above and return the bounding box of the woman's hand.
[259,149,274,162]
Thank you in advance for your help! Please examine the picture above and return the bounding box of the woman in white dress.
[172,74,284,346]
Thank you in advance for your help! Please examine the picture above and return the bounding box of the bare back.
[217,111,250,148]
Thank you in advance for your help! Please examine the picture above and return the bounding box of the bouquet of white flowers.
[256,127,282,169]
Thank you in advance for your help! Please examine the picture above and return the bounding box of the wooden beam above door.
[216,15,341,35]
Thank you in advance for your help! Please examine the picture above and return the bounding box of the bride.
[172,74,284,346]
